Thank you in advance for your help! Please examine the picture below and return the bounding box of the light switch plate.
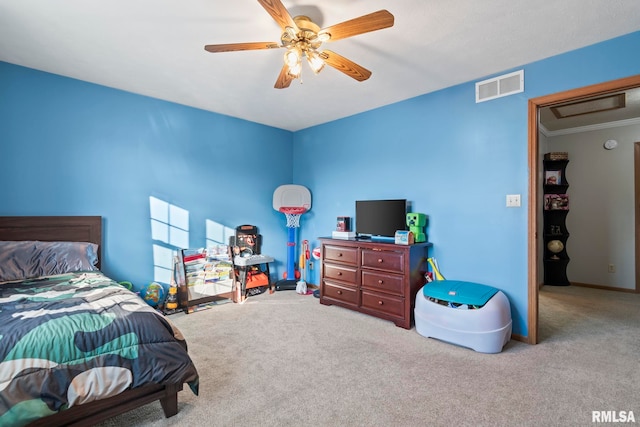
[506,194,521,207]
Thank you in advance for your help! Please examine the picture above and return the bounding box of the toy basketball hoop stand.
[277,206,307,291]
[273,185,312,292]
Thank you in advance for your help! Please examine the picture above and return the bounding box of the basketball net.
[280,206,307,228]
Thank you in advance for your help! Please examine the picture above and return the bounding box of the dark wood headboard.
[0,216,103,269]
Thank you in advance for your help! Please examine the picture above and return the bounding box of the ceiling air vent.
[476,70,524,103]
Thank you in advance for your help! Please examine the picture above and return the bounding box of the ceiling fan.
[204,0,394,89]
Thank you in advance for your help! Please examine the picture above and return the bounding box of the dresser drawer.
[361,249,404,273]
[361,271,404,296]
[324,263,358,284]
[361,290,404,318]
[324,245,358,265]
[323,281,359,306]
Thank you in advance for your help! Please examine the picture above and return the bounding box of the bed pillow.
[0,240,99,282]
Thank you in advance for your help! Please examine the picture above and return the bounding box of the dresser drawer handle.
[338,253,343,257]
[337,272,342,276]
[337,290,343,295]
[377,258,383,263]
[378,300,384,305]
[377,279,384,285]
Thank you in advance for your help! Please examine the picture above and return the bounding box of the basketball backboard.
[273,185,311,212]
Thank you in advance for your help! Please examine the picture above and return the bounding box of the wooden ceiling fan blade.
[258,0,298,31]
[204,42,281,53]
[319,10,394,42]
[275,64,294,89]
[319,50,371,82]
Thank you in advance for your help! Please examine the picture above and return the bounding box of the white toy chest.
[414,280,512,353]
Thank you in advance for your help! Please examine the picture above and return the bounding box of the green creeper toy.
[406,213,427,243]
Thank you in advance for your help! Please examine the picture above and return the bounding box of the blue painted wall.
[0,63,294,288]
[1,31,639,337]
[294,31,640,336]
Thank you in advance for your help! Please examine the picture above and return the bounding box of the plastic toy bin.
[414,280,512,353]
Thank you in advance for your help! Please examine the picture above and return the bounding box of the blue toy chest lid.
[422,280,499,306]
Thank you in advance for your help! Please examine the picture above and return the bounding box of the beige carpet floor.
[98,285,640,427]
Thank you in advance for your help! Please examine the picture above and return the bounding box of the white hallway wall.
[548,123,639,290]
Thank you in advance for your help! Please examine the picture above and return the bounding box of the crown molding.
[540,117,640,137]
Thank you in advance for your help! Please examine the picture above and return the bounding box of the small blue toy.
[407,213,427,243]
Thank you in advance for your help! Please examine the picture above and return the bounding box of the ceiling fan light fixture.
[288,61,302,78]
[317,32,331,42]
[285,48,302,78]
[284,46,302,67]
[306,49,325,74]
[283,26,298,44]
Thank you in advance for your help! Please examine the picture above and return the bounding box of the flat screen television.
[355,199,407,239]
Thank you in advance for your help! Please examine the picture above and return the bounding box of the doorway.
[527,74,640,345]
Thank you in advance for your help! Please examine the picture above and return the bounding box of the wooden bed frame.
[0,216,184,427]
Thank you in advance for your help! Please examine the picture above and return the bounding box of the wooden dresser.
[319,237,431,329]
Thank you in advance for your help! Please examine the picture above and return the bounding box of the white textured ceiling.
[1,0,639,131]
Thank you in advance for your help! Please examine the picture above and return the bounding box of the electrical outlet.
[608,264,615,273]
[506,194,521,207]
[309,261,314,270]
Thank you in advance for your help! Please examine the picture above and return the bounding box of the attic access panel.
[550,93,626,119]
